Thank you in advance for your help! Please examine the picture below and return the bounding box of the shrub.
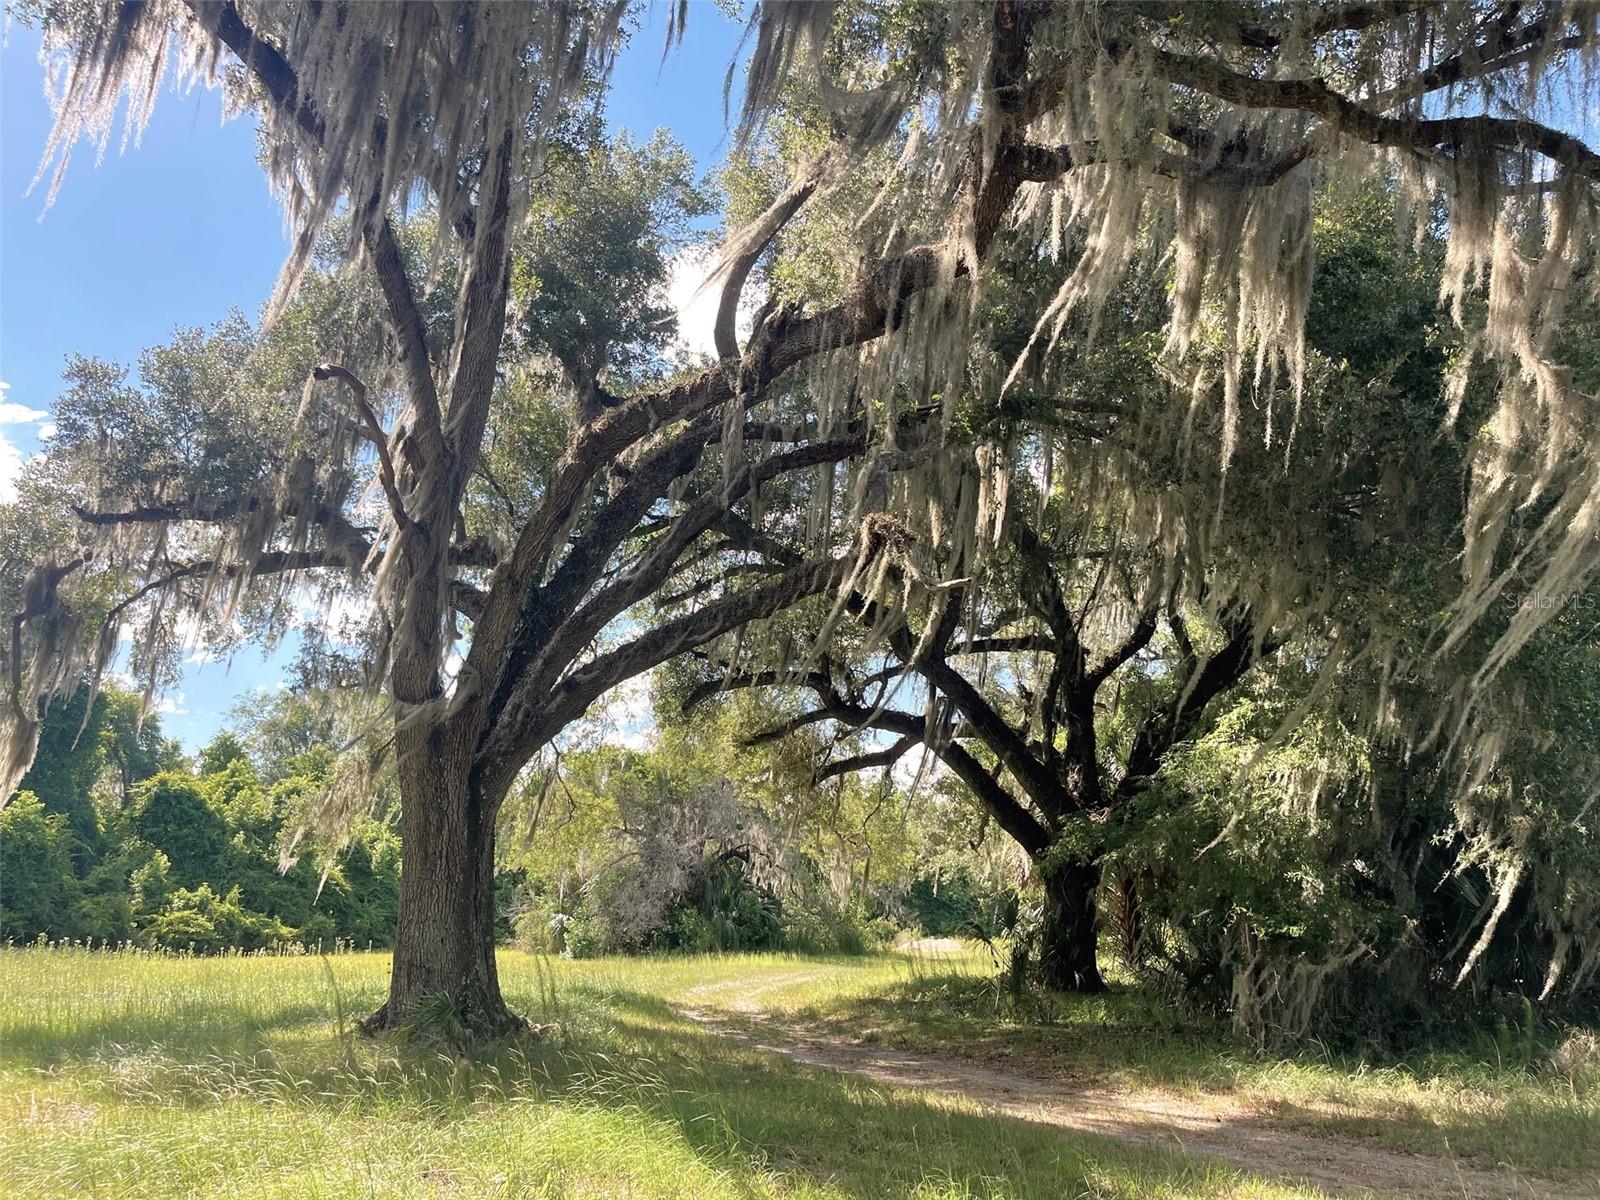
[902,870,988,938]
[138,884,292,952]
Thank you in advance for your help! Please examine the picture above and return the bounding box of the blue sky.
[1,4,744,750]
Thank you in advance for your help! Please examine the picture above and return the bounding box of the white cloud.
[173,608,247,663]
[0,430,23,504]
[153,692,188,717]
[593,672,657,751]
[0,402,48,425]
[665,249,759,362]
[291,584,377,636]
[0,384,51,503]
[892,744,944,790]
[666,249,721,360]
[442,648,466,696]
[0,382,48,427]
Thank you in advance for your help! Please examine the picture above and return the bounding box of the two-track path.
[676,970,1588,1200]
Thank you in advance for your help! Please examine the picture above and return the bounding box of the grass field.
[2,946,1595,1199]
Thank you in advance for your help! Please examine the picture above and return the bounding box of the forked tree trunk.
[362,740,520,1038]
[1038,858,1107,993]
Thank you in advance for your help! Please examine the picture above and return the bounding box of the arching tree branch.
[1150,47,1600,183]
[311,364,410,531]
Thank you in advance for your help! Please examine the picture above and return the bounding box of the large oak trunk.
[1038,859,1107,993]
[363,744,520,1038]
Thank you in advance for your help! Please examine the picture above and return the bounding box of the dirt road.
[677,981,1586,1200]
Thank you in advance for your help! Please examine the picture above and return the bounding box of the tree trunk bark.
[1038,859,1107,993]
[362,741,520,1038]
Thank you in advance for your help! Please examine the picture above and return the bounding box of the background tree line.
[2,684,400,951]
[0,676,1002,959]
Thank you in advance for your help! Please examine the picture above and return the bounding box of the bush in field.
[1108,632,1600,1049]
[127,773,233,890]
[655,855,783,953]
[138,884,294,953]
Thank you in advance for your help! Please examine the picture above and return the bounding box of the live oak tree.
[2,0,950,1035]
[694,166,1597,1008]
[685,186,1473,991]
[687,539,1276,994]
[5,1,1599,1034]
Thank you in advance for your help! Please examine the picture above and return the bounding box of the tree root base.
[359,996,530,1044]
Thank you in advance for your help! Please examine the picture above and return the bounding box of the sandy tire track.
[676,994,1586,1200]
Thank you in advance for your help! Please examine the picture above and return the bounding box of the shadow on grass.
[1252,1092,1600,1180]
[0,998,354,1069]
[2,971,1329,1200]
[782,968,1239,1085]
[577,994,1298,1198]
[553,986,1554,1199]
